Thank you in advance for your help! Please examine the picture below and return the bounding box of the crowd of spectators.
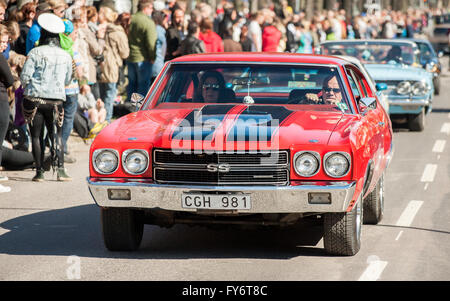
[0,0,448,192]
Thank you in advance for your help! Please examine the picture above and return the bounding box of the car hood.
[95,104,359,150]
[364,64,431,82]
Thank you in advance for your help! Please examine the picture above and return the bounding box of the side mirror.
[130,93,144,111]
[438,51,444,58]
[359,97,377,114]
[375,83,388,91]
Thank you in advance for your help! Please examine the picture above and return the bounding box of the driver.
[299,75,348,111]
[382,45,402,63]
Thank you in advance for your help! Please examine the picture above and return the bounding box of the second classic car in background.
[410,38,442,95]
[87,53,393,256]
[320,39,434,131]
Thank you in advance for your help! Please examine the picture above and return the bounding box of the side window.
[353,71,368,97]
[346,68,363,101]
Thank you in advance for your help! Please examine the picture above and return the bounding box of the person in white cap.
[20,13,73,182]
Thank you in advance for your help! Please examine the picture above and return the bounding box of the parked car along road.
[87,53,393,256]
[320,39,434,131]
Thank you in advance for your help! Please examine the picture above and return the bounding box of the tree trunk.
[250,0,259,13]
[305,0,315,20]
[325,0,337,10]
[315,0,325,13]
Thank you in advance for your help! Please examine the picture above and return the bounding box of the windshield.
[151,63,351,113]
[321,42,417,65]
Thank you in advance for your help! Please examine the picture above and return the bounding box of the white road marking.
[441,123,450,135]
[396,201,424,227]
[359,256,388,281]
[432,140,446,153]
[424,183,429,191]
[421,164,437,182]
[395,231,404,241]
[0,227,10,236]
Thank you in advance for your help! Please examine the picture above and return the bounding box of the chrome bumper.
[388,98,430,107]
[87,178,357,213]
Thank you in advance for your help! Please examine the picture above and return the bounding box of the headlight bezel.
[92,148,120,175]
[122,149,150,175]
[323,151,351,178]
[396,81,411,95]
[293,151,321,177]
[411,81,430,96]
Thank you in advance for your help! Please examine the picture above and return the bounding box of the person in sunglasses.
[300,75,348,111]
[199,71,225,103]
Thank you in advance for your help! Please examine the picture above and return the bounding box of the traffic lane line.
[432,140,446,153]
[396,201,424,227]
[440,123,450,135]
[358,255,388,281]
[420,164,437,182]
[0,227,10,236]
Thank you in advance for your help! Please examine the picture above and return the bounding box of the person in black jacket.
[0,24,15,192]
[178,21,205,56]
[165,8,185,61]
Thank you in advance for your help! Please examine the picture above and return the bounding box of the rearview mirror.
[375,83,388,91]
[232,76,270,86]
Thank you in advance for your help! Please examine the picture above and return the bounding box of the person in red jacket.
[199,18,223,53]
[262,15,281,52]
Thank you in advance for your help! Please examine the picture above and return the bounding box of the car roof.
[321,39,417,46]
[170,52,350,66]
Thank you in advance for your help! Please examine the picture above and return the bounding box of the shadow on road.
[0,205,326,259]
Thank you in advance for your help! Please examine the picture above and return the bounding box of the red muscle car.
[87,53,393,256]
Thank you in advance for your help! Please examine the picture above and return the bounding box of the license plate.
[181,193,251,210]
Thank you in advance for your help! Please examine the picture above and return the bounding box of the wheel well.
[362,161,374,196]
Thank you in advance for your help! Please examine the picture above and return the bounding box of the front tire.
[363,174,384,224]
[323,199,363,256]
[101,208,144,251]
[408,108,425,132]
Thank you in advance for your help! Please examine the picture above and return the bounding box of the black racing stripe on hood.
[227,105,294,142]
[171,104,237,141]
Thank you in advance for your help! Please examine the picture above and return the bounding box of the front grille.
[153,149,289,185]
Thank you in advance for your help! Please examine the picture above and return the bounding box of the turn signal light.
[107,189,131,200]
[308,193,331,204]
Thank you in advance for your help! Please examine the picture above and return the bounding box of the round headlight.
[411,81,430,96]
[324,152,351,178]
[93,149,119,174]
[294,151,320,177]
[123,150,149,175]
[396,81,411,95]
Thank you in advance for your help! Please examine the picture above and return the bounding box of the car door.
[345,65,387,195]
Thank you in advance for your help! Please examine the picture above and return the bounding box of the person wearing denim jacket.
[21,43,72,100]
[20,13,73,182]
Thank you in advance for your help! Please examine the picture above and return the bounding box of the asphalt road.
[0,61,449,282]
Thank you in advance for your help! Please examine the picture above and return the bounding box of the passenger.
[198,71,225,103]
